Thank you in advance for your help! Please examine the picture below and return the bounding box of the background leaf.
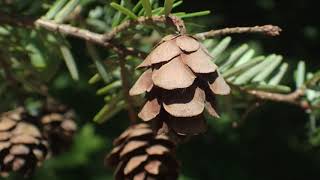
[164,0,174,15]
[140,0,152,17]
[60,44,79,80]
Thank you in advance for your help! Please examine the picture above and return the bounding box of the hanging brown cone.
[130,34,230,136]
[106,123,179,180]
[0,108,49,177]
[40,102,77,155]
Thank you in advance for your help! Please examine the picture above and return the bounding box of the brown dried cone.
[0,108,48,177]
[106,124,179,180]
[129,34,231,136]
[40,103,77,155]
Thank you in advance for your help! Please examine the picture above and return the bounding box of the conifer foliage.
[0,0,319,179]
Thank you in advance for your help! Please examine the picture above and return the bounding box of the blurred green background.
[1,0,320,180]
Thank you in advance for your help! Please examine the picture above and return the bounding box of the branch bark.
[0,13,187,58]
[194,25,282,40]
[245,88,311,109]
[1,13,282,57]
[0,12,146,58]
[103,15,186,41]
[35,19,146,58]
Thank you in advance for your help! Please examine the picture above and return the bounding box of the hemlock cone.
[129,34,230,136]
[0,108,48,177]
[106,123,179,180]
[40,103,77,155]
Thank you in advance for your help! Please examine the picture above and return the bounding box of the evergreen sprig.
[0,1,319,179]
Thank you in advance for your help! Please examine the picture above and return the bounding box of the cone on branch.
[106,123,179,180]
[0,108,48,177]
[129,34,230,136]
[39,101,77,155]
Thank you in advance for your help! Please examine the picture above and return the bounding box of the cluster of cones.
[0,103,77,177]
[107,34,230,179]
[2,32,230,180]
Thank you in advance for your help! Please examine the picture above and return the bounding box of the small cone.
[40,102,77,155]
[130,35,230,135]
[106,124,179,180]
[0,108,48,177]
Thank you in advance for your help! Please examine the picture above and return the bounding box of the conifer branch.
[195,25,282,40]
[3,12,311,111]
[0,13,188,58]
[0,12,146,59]
[102,15,186,41]
[245,88,310,109]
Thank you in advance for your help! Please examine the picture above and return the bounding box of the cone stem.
[167,14,187,34]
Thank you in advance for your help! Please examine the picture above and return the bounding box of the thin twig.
[228,83,307,109]
[194,25,282,40]
[233,101,263,128]
[103,15,186,41]
[1,12,282,55]
[103,16,165,41]
[119,56,137,124]
[36,19,104,44]
[0,12,146,59]
[0,13,186,58]
[246,88,309,109]
[35,19,146,58]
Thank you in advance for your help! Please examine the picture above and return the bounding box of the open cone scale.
[130,34,230,135]
[106,124,179,180]
[40,102,77,155]
[0,108,48,177]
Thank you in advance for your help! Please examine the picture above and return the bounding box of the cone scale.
[0,108,48,177]
[130,34,230,136]
[40,103,77,155]
[106,124,179,180]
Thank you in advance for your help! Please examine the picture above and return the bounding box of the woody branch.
[194,25,282,40]
[0,12,280,51]
[2,13,304,110]
[243,88,320,110]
